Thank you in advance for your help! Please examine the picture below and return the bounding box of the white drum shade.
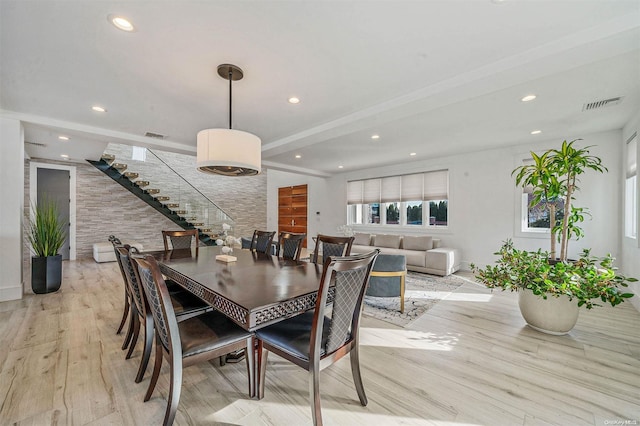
[197,128,261,176]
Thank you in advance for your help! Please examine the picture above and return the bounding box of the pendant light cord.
[228,69,232,130]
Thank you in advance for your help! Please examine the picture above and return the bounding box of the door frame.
[29,162,77,260]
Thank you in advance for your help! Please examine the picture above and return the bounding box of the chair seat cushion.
[256,312,331,361]
[169,287,210,316]
[179,311,250,358]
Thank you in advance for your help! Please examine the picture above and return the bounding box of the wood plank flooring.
[1,259,638,425]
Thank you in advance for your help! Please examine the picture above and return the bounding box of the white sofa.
[93,241,144,263]
[350,233,460,276]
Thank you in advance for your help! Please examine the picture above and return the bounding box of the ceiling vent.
[144,131,166,139]
[25,141,47,147]
[582,97,623,112]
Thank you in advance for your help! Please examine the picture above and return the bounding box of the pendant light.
[197,64,261,176]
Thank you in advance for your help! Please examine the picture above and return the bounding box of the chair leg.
[117,291,130,334]
[163,355,182,426]
[309,360,323,426]
[257,340,268,400]
[400,273,406,314]
[144,337,163,402]
[125,314,141,360]
[244,336,255,398]
[135,314,154,383]
[350,344,368,406]
[219,355,226,366]
[121,307,135,351]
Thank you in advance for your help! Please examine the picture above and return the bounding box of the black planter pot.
[31,255,63,294]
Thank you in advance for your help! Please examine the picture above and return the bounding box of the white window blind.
[424,170,448,201]
[362,179,381,204]
[381,176,401,202]
[348,170,449,205]
[347,180,363,205]
[401,173,423,201]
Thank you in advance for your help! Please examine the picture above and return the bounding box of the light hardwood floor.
[1,259,639,425]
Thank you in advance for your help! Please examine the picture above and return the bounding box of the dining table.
[150,245,327,332]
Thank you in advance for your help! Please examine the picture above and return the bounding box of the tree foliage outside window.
[386,203,399,224]
[429,200,448,226]
[406,201,422,225]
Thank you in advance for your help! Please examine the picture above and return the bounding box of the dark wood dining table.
[150,245,326,332]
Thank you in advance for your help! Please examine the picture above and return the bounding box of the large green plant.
[512,139,606,261]
[472,240,636,309]
[26,199,67,257]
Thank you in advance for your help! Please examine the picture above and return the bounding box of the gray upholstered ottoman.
[366,254,407,313]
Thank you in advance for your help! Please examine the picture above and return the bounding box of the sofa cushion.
[402,235,433,251]
[353,233,372,246]
[373,234,401,249]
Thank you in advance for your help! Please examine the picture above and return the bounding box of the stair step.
[123,172,139,179]
[101,154,115,164]
[191,222,204,226]
[155,196,170,201]
[112,162,128,172]
[146,188,160,195]
[175,210,187,215]
[135,180,150,187]
[165,203,180,208]
[199,228,212,233]
[188,217,197,221]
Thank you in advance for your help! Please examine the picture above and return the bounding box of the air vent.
[582,97,623,112]
[25,141,47,147]
[144,131,166,139]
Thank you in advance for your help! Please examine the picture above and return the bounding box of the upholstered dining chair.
[115,245,211,383]
[109,235,130,335]
[256,249,380,426]
[277,232,306,261]
[162,229,199,253]
[310,234,355,266]
[250,230,276,254]
[132,254,254,426]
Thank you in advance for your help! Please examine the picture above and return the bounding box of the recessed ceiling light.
[288,97,300,104]
[58,136,69,141]
[108,14,135,32]
[531,130,542,135]
[409,152,417,156]
[60,154,69,159]
[295,154,302,159]
[521,94,537,102]
[371,134,380,140]
[338,165,344,169]
[92,105,107,112]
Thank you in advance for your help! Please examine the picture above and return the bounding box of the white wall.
[622,110,640,311]
[268,130,625,274]
[0,117,25,301]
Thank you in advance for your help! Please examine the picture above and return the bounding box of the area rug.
[362,272,466,328]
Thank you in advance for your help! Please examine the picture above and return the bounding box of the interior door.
[278,184,308,248]
[37,168,70,260]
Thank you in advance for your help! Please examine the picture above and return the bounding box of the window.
[518,158,564,234]
[625,134,637,239]
[346,170,449,228]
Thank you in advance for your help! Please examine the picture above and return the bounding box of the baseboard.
[0,284,23,302]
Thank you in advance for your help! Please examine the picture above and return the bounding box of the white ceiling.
[2,1,639,176]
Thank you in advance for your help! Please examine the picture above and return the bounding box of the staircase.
[88,145,235,246]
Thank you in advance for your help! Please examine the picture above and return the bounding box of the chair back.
[311,234,355,265]
[115,245,145,315]
[312,249,379,358]
[251,230,276,254]
[110,236,128,287]
[133,255,180,355]
[277,232,306,261]
[162,229,199,252]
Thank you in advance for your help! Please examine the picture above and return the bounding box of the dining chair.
[109,235,131,336]
[310,234,355,265]
[256,249,380,426]
[277,232,306,261]
[250,230,276,254]
[133,254,254,426]
[162,229,199,253]
[115,245,211,383]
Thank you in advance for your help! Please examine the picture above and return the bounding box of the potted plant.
[473,140,636,334]
[26,199,67,294]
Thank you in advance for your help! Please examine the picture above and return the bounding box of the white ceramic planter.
[518,288,579,335]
